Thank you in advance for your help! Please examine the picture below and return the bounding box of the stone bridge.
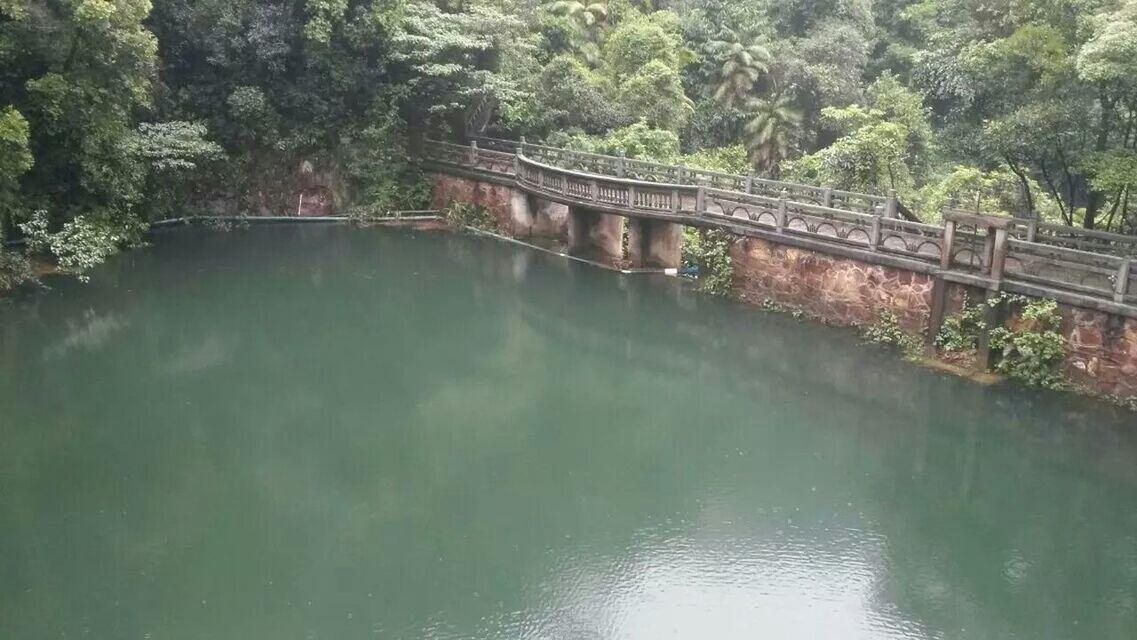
[423,138,934,270]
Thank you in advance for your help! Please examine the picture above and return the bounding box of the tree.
[547,1,609,64]
[532,55,624,134]
[390,1,530,135]
[787,74,931,197]
[616,60,694,132]
[1075,0,1137,231]
[548,121,680,161]
[743,95,802,173]
[0,106,32,236]
[709,40,771,110]
[601,10,690,82]
[0,0,161,275]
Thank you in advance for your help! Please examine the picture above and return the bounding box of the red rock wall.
[731,236,934,332]
[430,173,516,232]
[1057,306,1137,397]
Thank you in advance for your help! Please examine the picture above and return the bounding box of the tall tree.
[743,94,802,173]
[709,40,771,110]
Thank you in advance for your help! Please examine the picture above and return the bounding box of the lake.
[1,224,1135,639]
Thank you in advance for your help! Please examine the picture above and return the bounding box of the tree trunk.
[1004,155,1034,219]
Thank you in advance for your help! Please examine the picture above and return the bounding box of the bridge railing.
[427,140,516,177]
[469,135,898,217]
[701,187,945,263]
[516,153,698,215]
[425,139,1137,312]
[1005,240,1135,304]
[1008,219,1137,258]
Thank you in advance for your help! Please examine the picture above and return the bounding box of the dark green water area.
[1,224,1136,640]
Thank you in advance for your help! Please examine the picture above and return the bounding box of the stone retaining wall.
[1056,306,1137,397]
[730,236,935,332]
[430,173,516,233]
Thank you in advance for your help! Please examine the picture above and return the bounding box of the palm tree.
[743,94,803,174]
[549,2,608,65]
[709,41,771,110]
[550,1,608,29]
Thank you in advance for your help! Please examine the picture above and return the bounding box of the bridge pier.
[531,198,569,239]
[509,190,533,233]
[510,194,570,240]
[627,219,683,269]
[568,207,625,262]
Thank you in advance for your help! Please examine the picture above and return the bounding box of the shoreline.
[5,217,1133,412]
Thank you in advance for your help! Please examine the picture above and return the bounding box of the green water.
[1,225,1135,640]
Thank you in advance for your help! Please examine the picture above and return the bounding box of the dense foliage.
[682,228,734,295]
[862,309,925,360]
[934,294,985,353]
[2,0,1136,280]
[990,296,1068,388]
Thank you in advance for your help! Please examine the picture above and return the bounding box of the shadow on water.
[0,224,1134,640]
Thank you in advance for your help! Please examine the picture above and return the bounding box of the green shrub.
[0,249,37,292]
[989,297,1067,389]
[696,229,733,296]
[19,210,146,282]
[681,145,751,174]
[935,294,985,352]
[201,214,250,231]
[445,202,495,231]
[863,310,924,360]
[1106,395,1137,412]
[760,298,786,312]
[680,226,701,269]
[680,227,733,295]
[548,121,681,162]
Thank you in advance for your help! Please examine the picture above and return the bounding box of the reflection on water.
[0,225,1135,640]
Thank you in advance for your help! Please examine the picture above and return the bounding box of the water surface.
[1,225,1135,639]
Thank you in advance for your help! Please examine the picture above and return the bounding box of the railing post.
[990,226,1009,283]
[628,183,637,209]
[617,151,626,178]
[1115,258,1132,303]
[538,168,545,190]
[869,216,882,251]
[696,186,706,214]
[885,189,898,219]
[745,174,753,194]
[822,187,833,209]
[1026,218,1038,242]
[469,139,478,163]
[776,189,788,232]
[981,228,996,274]
[670,188,679,213]
[941,219,956,270]
[591,179,599,203]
